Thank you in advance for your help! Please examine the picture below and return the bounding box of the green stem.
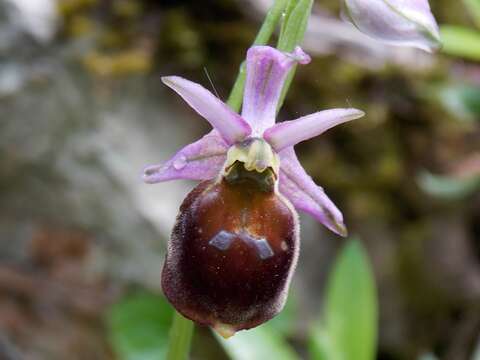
[166,312,194,360]
[276,0,313,112]
[227,0,288,111]
[226,61,247,111]
[278,0,298,42]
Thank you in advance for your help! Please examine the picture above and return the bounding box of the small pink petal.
[162,76,251,145]
[264,108,364,152]
[242,46,311,133]
[143,131,228,183]
[278,148,348,237]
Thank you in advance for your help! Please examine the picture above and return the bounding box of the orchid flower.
[143,45,364,336]
[145,46,364,236]
[342,0,441,52]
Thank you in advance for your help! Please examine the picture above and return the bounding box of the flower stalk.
[166,311,195,360]
[165,0,302,356]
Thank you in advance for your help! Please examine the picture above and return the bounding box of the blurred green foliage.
[166,312,194,360]
[463,0,480,27]
[310,240,378,360]
[107,292,174,360]
[441,26,480,61]
[425,0,480,202]
[418,171,480,200]
[441,0,480,60]
[107,292,300,360]
[217,323,299,360]
[437,83,480,122]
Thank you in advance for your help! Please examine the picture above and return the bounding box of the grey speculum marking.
[209,230,274,260]
[250,238,274,260]
[209,230,236,251]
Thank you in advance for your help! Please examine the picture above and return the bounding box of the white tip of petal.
[278,149,349,237]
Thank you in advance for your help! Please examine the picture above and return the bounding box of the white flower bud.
[343,0,441,52]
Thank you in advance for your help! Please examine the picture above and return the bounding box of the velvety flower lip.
[143,45,365,236]
[342,0,441,52]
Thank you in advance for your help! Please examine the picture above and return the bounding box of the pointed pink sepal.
[278,148,348,237]
[162,76,252,145]
[263,108,364,152]
[143,131,228,184]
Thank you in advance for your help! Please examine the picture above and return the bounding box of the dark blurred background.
[1,0,480,359]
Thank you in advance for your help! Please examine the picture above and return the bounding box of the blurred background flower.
[342,0,441,52]
[0,0,479,359]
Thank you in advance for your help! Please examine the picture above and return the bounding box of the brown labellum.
[161,162,299,337]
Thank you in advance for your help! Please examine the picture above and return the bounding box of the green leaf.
[309,329,333,360]
[437,83,480,121]
[216,323,300,360]
[418,171,480,200]
[440,25,480,60]
[463,0,480,28]
[310,240,378,360]
[106,292,174,360]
